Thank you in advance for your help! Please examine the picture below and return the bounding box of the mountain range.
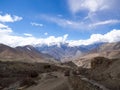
[35,43,104,62]
[0,42,120,64]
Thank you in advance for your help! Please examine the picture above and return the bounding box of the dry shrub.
[29,71,39,78]
[44,64,51,69]
[64,70,70,76]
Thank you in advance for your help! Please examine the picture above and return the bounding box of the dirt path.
[25,72,73,90]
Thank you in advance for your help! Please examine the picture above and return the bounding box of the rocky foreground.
[1,57,120,90]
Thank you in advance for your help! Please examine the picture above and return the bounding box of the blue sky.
[0,0,120,46]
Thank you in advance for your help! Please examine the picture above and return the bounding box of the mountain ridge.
[73,42,120,68]
[0,44,57,63]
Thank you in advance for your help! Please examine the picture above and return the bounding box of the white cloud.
[0,23,8,28]
[68,29,120,46]
[39,34,68,46]
[68,0,109,14]
[0,22,120,47]
[0,23,12,34]
[24,33,33,37]
[0,23,69,47]
[67,0,120,26]
[42,15,120,30]
[0,14,22,22]
[31,22,43,27]
[41,15,87,30]
[44,32,48,35]
[89,19,120,27]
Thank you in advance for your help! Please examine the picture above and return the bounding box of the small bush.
[72,70,80,75]
[44,65,51,69]
[64,70,70,76]
[30,71,39,78]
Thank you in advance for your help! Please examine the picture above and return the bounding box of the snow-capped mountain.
[34,43,104,62]
[0,42,105,62]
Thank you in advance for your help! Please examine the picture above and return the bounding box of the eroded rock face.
[84,58,120,90]
[91,57,110,69]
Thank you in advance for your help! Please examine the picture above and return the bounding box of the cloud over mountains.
[0,23,120,47]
